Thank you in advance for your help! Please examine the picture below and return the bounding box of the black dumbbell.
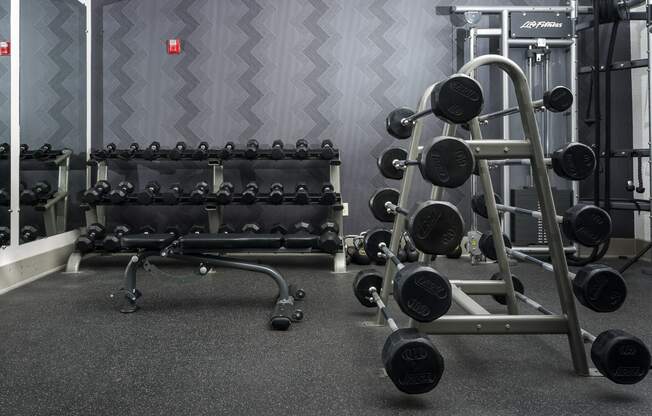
[75,223,107,253]
[241,182,259,205]
[245,139,259,159]
[139,225,156,234]
[216,182,235,205]
[293,221,315,235]
[136,181,161,205]
[218,224,236,234]
[20,181,52,205]
[369,188,465,255]
[164,226,182,238]
[295,139,309,159]
[102,225,132,252]
[269,183,284,205]
[295,183,310,205]
[626,180,636,192]
[0,142,9,155]
[242,223,263,234]
[189,225,206,234]
[0,226,9,246]
[320,139,336,160]
[161,183,183,205]
[108,181,135,204]
[386,74,484,139]
[193,141,210,160]
[189,181,210,204]
[353,269,445,394]
[169,141,187,160]
[94,143,117,160]
[143,141,161,160]
[83,180,111,204]
[20,225,40,243]
[19,144,29,159]
[471,193,612,247]
[318,221,340,254]
[271,140,285,160]
[362,228,452,322]
[478,232,627,313]
[119,142,140,160]
[0,188,8,206]
[320,183,336,205]
[271,224,288,235]
[33,143,53,160]
[222,142,236,159]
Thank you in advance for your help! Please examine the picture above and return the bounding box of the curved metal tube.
[173,254,290,300]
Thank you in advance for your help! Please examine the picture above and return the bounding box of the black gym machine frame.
[377,54,611,379]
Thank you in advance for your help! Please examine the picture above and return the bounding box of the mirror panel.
[19,0,86,244]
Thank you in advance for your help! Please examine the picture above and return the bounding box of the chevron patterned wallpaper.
[100,0,564,233]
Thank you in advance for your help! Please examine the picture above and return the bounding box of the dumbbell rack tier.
[69,147,347,273]
[377,55,594,377]
[18,149,72,237]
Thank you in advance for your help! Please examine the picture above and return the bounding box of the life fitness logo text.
[520,21,563,29]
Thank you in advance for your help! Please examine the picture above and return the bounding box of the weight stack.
[511,187,572,246]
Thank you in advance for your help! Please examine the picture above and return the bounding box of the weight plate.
[363,228,392,264]
[382,328,445,394]
[591,329,651,385]
[478,232,512,261]
[420,136,474,188]
[378,147,408,180]
[470,193,503,219]
[572,264,626,313]
[551,142,596,181]
[431,74,484,124]
[386,107,416,140]
[490,272,525,305]
[369,188,400,223]
[353,269,383,308]
[543,86,573,113]
[394,264,452,322]
[562,204,612,247]
[406,201,464,255]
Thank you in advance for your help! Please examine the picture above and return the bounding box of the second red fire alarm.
[0,41,10,56]
[167,39,181,55]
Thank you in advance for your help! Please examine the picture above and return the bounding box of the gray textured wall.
[98,0,563,234]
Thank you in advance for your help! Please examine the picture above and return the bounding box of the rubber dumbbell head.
[478,233,512,261]
[20,225,40,243]
[490,273,525,305]
[295,183,310,205]
[241,182,259,205]
[0,227,10,246]
[295,139,309,159]
[216,182,235,205]
[136,181,161,205]
[419,136,474,188]
[245,139,259,159]
[293,221,315,235]
[320,139,335,160]
[271,140,285,160]
[242,223,263,234]
[270,224,288,235]
[108,181,135,204]
[562,204,612,247]
[169,141,187,160]
[218,224,236,234]
[161,183,183,205]
[142,141,161,160]
[572,264,627,313]
[378,147,408,180]
[320,183,336,205]
[431,74,484,125]
[318,221,340,254]
[386,107,417,140]
[190,182,210,204]
[269,183,285,205]
[222,142,235,159]
[543,86,573,113]
[193,141,210,160]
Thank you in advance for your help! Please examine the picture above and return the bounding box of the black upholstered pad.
[178,233,283,250]
[120,234,177,250]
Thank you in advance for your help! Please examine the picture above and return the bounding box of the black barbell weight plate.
[352,269,383,308]
[394,263,452,322]
[363,228,392,264]
[431,74,484,125]
[369,188,400,223]
[377,147,408,180]
[406,201,464,255]
[386,107,416,140]
[420,136,474,188]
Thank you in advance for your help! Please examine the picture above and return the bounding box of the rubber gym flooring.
[1,255,651,416]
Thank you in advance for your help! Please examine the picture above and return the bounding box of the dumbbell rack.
[376,55,594,377]
[67,145,347,273]
[19,148,72,237]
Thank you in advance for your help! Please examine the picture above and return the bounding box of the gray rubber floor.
[0,255,651,416]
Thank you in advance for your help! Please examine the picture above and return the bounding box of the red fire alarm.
[0,41,10,56]
[166,39,181,55]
